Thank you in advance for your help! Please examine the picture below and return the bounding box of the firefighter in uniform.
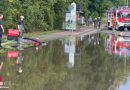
[0,14,4,47]
[18,16,24,43]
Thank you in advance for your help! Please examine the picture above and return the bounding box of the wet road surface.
[0,32,130,90]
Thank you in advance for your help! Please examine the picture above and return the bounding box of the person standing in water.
[0,14,4,47]
[18,16,24,43]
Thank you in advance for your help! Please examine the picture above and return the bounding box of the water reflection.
[17,44,24,73]
[7,43,24,74]
[94,33,100,45]
[87,33,101,45]
[1,33,130,89]
[116,76,130,90]
[65,37,76,68]
[105,33,130,90]
[35,38,39,53]
[0,53,3,70]
[88,35,91,43]
[64,36,83,69]
[0,53,3,86]
[105,33,130,57]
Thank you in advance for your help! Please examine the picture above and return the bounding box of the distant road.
[100,27,130,36]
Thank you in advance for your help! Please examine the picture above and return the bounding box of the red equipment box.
[7,29,19,41]
[8,29,19,36]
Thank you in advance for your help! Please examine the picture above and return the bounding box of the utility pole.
[127,0,129,6]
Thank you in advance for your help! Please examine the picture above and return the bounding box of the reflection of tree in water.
[0,34,130,89]
[108,57,130,90]
[0,53,3,86]
[64,34,130,90]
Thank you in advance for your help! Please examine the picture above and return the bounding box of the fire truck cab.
[106,6,130,30]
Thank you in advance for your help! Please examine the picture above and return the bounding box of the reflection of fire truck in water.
[105,33,130,57]
[106,6,130,30]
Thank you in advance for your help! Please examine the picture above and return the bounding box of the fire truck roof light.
[108,6,129,11]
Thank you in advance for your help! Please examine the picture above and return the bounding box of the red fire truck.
[106,6,130,30]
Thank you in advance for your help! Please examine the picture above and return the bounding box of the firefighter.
[97,17,101,29]
[93,18,98,29]
[18,16,24,43]
[88,16,92,27]
[0,14,4,47]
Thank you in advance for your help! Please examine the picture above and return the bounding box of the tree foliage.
[0,0,120,32]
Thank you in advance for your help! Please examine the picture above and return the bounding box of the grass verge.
[2,30,61,40]
[101,17,106,23]
[23,30,61,37]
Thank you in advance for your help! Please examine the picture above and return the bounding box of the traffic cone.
[36,35,39,41]
[35,35,39,45]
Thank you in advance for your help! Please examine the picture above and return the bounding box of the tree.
[0,0,121,33]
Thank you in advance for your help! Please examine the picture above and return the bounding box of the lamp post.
[70,2,76,35]
[127,0,128,6]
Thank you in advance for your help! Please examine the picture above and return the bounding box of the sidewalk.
[35,25,104,41]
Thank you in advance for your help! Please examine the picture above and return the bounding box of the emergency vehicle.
[106,6,130,30]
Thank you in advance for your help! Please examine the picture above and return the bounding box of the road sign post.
[70,2,76,34]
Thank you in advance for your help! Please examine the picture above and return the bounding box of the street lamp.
[127,0,128,6]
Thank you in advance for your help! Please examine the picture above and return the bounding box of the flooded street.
[0,33,130,90]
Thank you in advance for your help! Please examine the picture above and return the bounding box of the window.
[117,12,120,17]
[121,12,130,18]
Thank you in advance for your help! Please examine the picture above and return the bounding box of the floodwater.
[0,33,130,90]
